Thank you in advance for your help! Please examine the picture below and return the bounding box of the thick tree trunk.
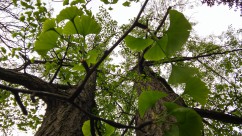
[134,66,186,136]
[35,71,97,136]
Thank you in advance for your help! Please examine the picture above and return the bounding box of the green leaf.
[82,120,91,136]
[34,30,59,55]
[170,108,203,136]
[56,6,82,23]
[75,15,101,36]
[138,91,167,118]
[63,0,69,6]
[184,77,210,105]
[86,49,99,65]
[122,1,130,7]
[166,10,191,56]
[71,0,85,5]
[168,65,198,85]
[101,0,118,4]
[73,64,85,72]
[124,35,153,51]
[63,21,77,34]
[144,35,167,61]
[164,102,181,113]
[104,123,115,136]
[164,125,179,136]
[42,19,56,32]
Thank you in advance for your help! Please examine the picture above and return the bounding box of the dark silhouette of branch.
[11,91,28,115]
[49,42,71,84]
[69,0,151,101]
[193,108,242,124]
[154,6,172,36]
[145,48,242,66]
[0,84,69,100]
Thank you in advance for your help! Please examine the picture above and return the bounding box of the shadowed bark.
[133,65,186,136]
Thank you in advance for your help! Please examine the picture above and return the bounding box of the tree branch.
[0,67,56,92]
[145,48,242,66]
[11,91,28,115]
[193,108,242,124]
[154,6,172,36]
[69,0,151,101]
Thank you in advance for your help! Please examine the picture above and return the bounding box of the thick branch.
[0,67,56,92]
[193,108,242,124]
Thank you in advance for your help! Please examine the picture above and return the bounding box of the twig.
[154,6,172,36]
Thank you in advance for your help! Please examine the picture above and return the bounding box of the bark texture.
[134,66,186,136]
[34,71,96,136]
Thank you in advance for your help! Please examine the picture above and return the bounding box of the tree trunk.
[35,71,97,136]
[134,66,186,136]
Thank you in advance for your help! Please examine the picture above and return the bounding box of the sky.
[9,0,242,135]
[51,0,242,38]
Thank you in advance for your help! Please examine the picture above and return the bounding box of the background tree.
[0,0,241,135]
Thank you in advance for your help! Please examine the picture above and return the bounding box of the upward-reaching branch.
[69,0,151,101]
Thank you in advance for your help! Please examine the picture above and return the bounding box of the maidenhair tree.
[0,0,241,135]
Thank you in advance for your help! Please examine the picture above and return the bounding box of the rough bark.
[134,65,186,136]
[35,71,97,136]
[0,67,97,135]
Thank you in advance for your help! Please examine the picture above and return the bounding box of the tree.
[0,0,241,135]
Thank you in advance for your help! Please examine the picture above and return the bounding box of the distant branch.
[145,48,242,66]
[154,6,172,36]
[49,42,71,84]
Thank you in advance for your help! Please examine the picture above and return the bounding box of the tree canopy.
[0,0,241,135]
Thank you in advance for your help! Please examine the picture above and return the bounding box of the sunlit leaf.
[63,21,77,34]
[166,10,191,56]
[144,35,167,61]
[124,35,153,51]
[75,15,101,36]
[42,19,56,32]
[104,123,115,136]
[82,120,91,136]
[86,49,99,65]
[73,64,85,72]
[34,30,59,55]
[56,6,82,23]
[185,77,210,105]
[138,91,167,118]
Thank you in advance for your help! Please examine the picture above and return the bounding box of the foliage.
[0,0,241,136]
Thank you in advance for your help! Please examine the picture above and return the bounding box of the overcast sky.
[52,0,242,38]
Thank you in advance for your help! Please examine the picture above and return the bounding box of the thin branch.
[49,41,71,84]
[154,6,172,36]
[11,91,28,115]
[69,0,151,101]
[0,84,69,100]
[145,48,242,66]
